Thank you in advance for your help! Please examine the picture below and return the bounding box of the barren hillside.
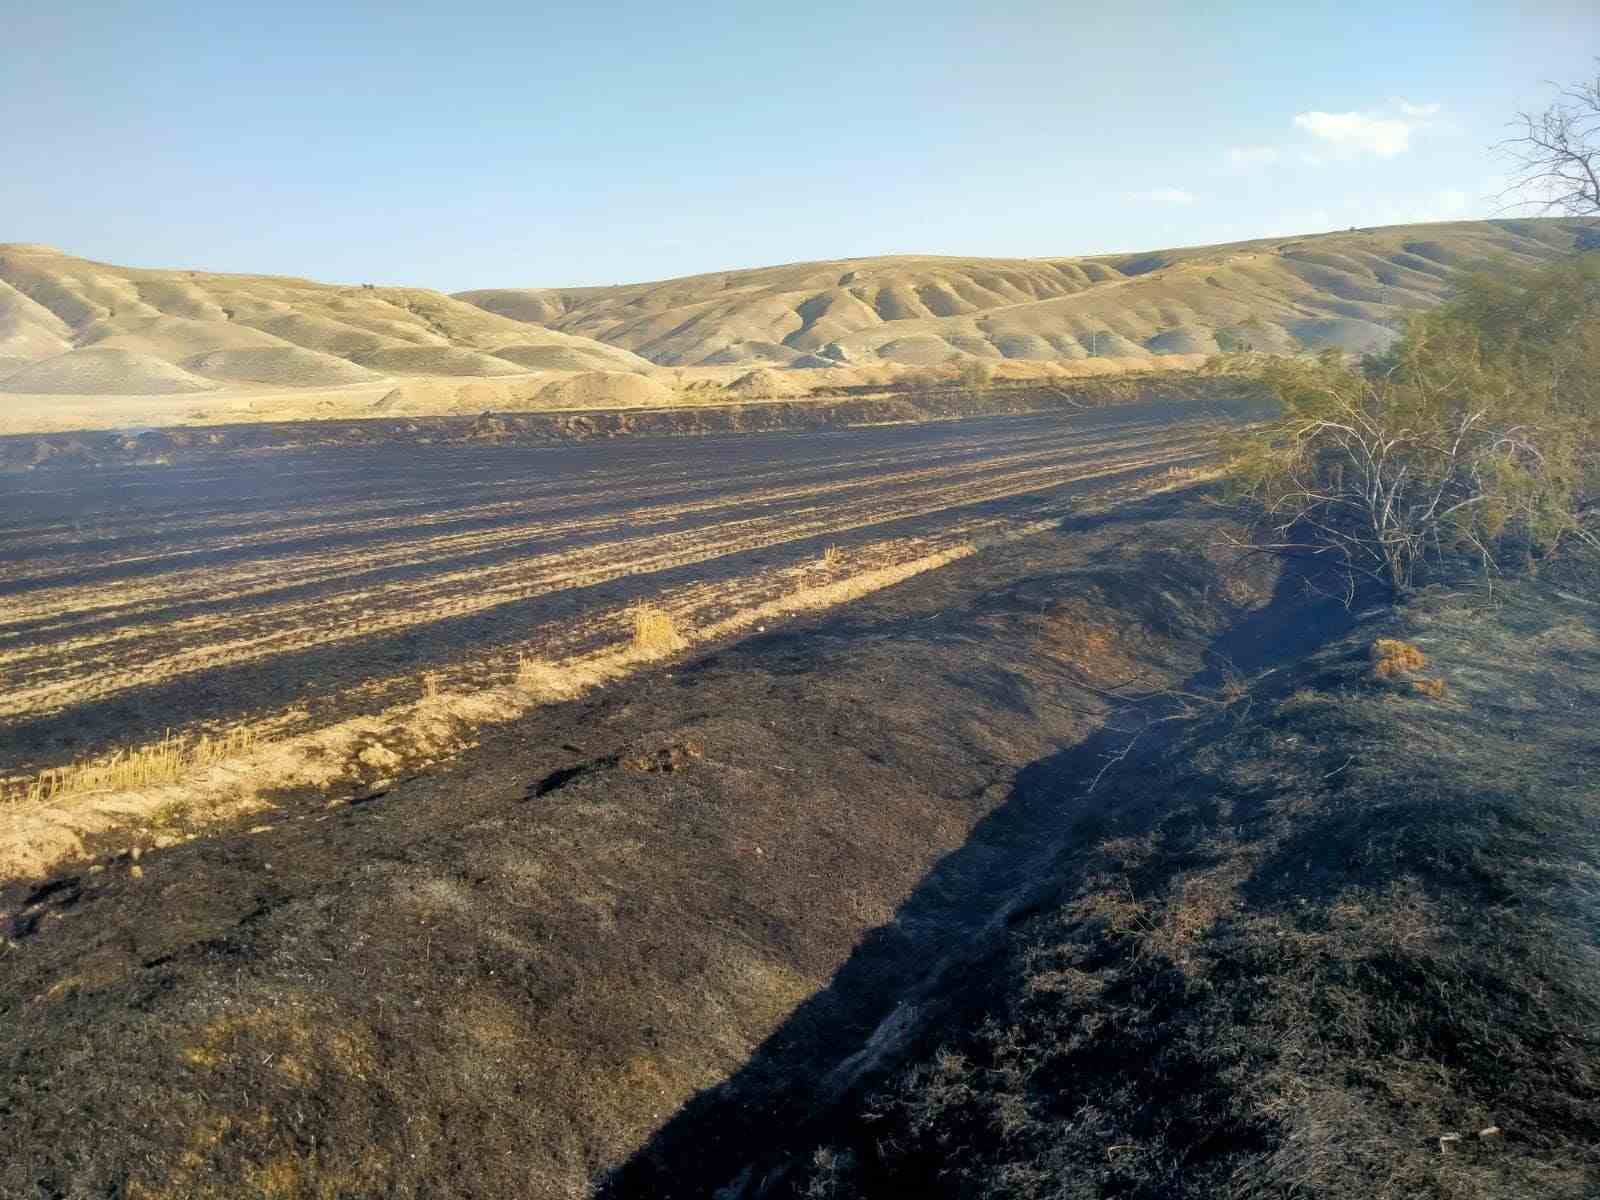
[0,244,653,427]
[4,218,1589,434]
[457,218,1592,366]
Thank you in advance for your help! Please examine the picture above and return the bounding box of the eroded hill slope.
[0,244,651,398]
[458,218,1590,366]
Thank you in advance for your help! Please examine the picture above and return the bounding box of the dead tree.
[1501,68,1600,218]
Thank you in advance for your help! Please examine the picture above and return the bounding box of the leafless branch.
[1497,68,1600,218]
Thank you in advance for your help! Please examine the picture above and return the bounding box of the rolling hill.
[2,218,1591,434]
[0,244,653,402]
[457,218,1593,367]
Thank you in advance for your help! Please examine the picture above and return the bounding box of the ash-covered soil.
[0,394,1248,778]
[672,551,1600,1200]
[9,488,1592,1200]
[3,488,1303,1199]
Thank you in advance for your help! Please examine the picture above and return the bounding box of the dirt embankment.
[3,490,1293,1199]
[0,373,1251,470]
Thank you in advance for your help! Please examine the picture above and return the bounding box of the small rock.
[128,846,142,862]
[128,865,144,881]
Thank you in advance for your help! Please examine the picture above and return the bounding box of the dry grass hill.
[1,219,1591,434]
[0,244,654,431]
[456,218,1593,367]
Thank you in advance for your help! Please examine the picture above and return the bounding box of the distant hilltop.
[0,219,1590,412]
[0,243,649,398]
[455,218,1592,367]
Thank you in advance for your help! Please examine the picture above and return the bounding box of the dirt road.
[0,398,1242,774]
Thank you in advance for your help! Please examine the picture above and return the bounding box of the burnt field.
[0,397,1240,780]
[0,482,1302,1198]
[3,424,1593,1199]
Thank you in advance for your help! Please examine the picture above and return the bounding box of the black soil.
[702,552,1600,1200]
[6,482,1593,1200]
[3,488,1290,1199]
[0,394,1244,777]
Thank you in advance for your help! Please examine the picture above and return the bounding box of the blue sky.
[3,1,1594,289]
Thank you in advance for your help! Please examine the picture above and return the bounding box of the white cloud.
[1133,187,1196,207]
[1290,102,1442,159]
[1291,110,1419,158]
[1217,102,1443,175]
[1225,145,1280,168]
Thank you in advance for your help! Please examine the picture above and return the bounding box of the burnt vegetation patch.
[1,492,1275,1200]
[760,549,1600,1200]
[3,483,1595,1199]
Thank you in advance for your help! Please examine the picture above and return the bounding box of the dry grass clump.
[1369,637,1427,676]
[514,653,573,699]
[791,545,849,596]
[2,728,257,807]
[1040,604,1143,678]
[630,604,685,655]
[1368,637,1447,698]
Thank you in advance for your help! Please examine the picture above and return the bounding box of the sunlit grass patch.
[2,727,257,807]
[630,603,685,655]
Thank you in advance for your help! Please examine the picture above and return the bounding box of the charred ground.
[3,480,1596,1199]
[684,552,1600,1200]
[5,486,1280,1198]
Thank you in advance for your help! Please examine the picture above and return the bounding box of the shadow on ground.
[600,530,1357,1198]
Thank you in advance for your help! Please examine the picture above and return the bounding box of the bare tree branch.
[1498,67,1600,218]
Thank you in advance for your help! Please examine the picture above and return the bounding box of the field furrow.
[0,401,1226,773]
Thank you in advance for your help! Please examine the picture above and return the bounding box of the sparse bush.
[956,358,995,391]
[1502,67,1600,217]
[1224,253,1600,593]
[802,1147,856,1199]
[897,365,949,393]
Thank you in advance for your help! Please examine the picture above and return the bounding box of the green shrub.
[1224,253,1600,592]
